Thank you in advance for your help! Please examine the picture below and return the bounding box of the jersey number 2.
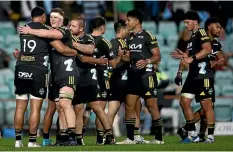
[198,62,206,74]
[64,59,73,71]
[91,69,97,80]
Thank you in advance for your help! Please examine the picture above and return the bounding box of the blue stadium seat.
[167,58,180,71]
[6,35,20,48]
[0,22,16,36]
[160,46,172,59]
[158,21,177,38]
[4,101,16,126]
[0,74,5,85]
[214,84,222,96]
[0,35,5,48]
[155,34,164,46]
[0,85,11,99]
[215,70,233,86]
[214,98,233,122]
[222,85,233,96]
[228,58,233,67]
[142,21,157,35]
[167,35,178,49]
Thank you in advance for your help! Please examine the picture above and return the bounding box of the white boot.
[15,140,24,148]
[28,142,41,147]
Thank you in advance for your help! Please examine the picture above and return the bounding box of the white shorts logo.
[39,88,45,95]
[18,72,33,79]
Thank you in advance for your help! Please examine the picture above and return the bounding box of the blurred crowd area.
[1,1,233,34]
[1,1,233,136]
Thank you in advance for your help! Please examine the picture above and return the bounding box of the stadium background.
[0,0,233,138]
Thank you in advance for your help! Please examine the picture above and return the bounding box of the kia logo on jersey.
[129,44,142,50]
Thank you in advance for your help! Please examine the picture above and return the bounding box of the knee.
[179,99,190,108]
[75,106,84,115]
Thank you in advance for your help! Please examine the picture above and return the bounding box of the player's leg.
[28,77,47,147]
[56,102,69,144]
[195,109,207,142]
[142,74,164,144]
[58,86,77,145]
[74,103,85,145]
[95,99,107,144]
[28,95,44,147]
[133,99,149,144]
[42,99,56,146]
[14,95,28,148]
[107,101,121,126]
[117,73,140,144]
[14,71,29,148]
[72,86,85,145]
[198,79,215,143]
[83,106,92,134]
[178,78,198,142]
[90,100,115,144]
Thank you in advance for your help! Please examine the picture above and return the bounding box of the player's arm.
[72,35,95,54]
[184,29,212,64]
[72,42,95,54]
[210,45,226,68]
[136,33,161,69]
[80,56,108,65]
[18,26,63,39]
[108,40,125,68]
[50,40,77,56]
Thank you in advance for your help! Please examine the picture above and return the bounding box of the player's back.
[18,22,50,71]
[110,38,129,73]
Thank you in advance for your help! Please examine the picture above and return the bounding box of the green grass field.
[0,136,233,151]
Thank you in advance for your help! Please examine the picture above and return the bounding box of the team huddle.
[13,6,225,147]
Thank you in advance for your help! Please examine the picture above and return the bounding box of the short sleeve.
[198,29,211,44]
[146,31,158,50]
[102,38,114,60]
[85,34,95,45]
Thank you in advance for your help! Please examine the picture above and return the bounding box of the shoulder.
[101,37,112,48]
[85,34,95,41]
[144,30,157,40]
[197,28,208,37]
[72,34,78,42]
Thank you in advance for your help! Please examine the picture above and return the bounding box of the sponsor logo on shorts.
[154,89,157,96]
[18,72,33,79]
[209,88,213,95]
[39,88,45,95]
[101,91,107,98]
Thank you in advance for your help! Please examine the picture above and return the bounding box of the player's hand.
[18,26,31,34]
[98,56,108,65]
[118,46,124,56]
[170,49,188,59]
[174,72,182,86]
[12,48,20,59]
[183,57,193,64]
[136,59,148,69]
[180,59,189,69]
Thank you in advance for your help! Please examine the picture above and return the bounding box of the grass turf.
[0,135,233,151]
